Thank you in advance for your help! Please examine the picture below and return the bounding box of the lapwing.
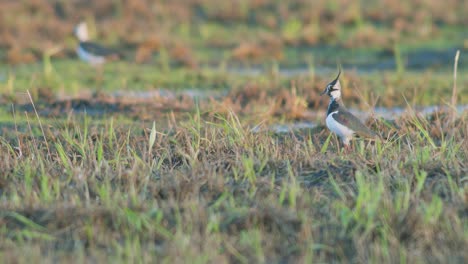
[321,69,379,148]
[74,22,120,66]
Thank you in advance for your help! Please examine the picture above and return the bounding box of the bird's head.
[74,21,89,42]
[320,69,342,100]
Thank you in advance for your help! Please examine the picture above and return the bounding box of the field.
[0,1,467,263]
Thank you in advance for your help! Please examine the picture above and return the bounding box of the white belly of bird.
[326,111,355,145]
[77,46,106,65]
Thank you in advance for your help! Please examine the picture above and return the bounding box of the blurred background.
[0,0,467,112]
[1,0,466,67]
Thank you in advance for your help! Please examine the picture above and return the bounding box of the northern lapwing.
[74,22,120,66]
[321,69,379,148]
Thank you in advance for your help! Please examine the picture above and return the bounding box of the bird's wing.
[80,42,120,57]
[332,109,379,139]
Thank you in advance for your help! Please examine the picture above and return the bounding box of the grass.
[1,58,467,110]
[0,1,467,262]
[0,80,466,262]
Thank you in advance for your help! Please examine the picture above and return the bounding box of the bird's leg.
[94,65,104,92]
[344,143,351,153]
[341,137,352,153]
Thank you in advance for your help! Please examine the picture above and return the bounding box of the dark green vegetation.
[0,0,467,263]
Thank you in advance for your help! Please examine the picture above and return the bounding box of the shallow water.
[251,121,318,133]
[112,88,227,100]
[90,88,468,122]
[369,104,468,119]
[260,104,468,134]
[224,46,464,77]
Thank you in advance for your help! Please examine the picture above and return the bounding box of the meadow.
[0,0,467,263]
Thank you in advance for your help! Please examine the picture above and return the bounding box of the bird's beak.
[320,89,327,96]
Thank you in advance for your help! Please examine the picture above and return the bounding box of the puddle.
[112,88,227,100]
[353,105,468,120]
[251,121,318,134]
[224,46,465,77]
[225,66,328,77]
[269,122,318,133]
[258,104,467,134]
[10,82,467,123]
